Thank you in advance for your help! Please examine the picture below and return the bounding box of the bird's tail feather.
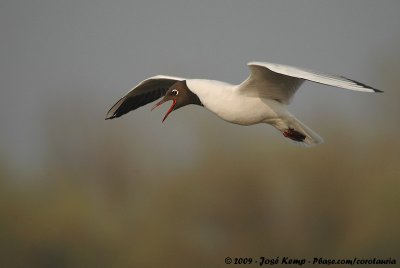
[271,116,324,147]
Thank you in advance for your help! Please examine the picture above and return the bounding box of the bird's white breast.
[187,79,290,125]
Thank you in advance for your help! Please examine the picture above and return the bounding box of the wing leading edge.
[106,75,185,119]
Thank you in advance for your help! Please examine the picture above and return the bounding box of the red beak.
[151,99,177,122]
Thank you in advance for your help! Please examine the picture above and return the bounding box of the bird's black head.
[151,80,202,122]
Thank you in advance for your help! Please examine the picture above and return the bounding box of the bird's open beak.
[151,99,177,122]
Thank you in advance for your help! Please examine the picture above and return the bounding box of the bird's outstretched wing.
[106,75,185,119]
[238,61,381,104]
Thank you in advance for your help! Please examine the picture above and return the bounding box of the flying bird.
[106,61,381,146]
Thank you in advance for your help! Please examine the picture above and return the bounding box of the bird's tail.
[271,116,324,147]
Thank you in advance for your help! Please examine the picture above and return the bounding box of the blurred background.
[1,0,399,267]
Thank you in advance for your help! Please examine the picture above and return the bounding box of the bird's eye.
[171,89,179,96]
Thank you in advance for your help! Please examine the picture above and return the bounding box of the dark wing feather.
[105,75,185,119]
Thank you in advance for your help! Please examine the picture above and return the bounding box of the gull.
[106,61,381,146]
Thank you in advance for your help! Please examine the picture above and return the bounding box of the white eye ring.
[171,89,179,96]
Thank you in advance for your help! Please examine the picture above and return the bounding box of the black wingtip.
[342,76,383,93]
[105,114,116,120]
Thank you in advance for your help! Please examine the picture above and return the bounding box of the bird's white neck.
[186,79,237,107]
[186,79,251,123]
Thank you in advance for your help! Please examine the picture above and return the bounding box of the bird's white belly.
[205,96,288,126]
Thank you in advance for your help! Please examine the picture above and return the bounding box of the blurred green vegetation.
[0,127,399,267]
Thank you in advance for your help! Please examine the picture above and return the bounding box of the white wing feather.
[238,61,380,104]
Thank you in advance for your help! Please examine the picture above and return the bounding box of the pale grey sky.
[1,0,399,171]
